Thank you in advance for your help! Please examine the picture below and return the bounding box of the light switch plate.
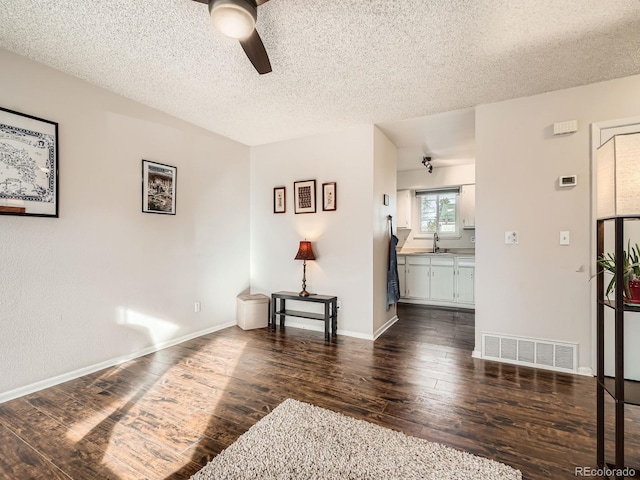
[505,231,518,245]
[560,231,570,246]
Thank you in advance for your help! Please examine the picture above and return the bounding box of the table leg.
[332,299,338,337]
[270,295,276,331]
[324,302,330,341]
[280,299,286,328]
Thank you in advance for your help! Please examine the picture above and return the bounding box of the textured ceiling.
[1,0,639,148]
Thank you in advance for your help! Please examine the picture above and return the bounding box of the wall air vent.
[482,333,577,373]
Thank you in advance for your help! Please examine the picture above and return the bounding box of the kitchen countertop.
[397,248,475,256]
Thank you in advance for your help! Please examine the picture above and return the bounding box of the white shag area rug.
[191,399,522,480]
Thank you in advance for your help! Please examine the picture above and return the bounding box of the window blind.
[415,187,460,197]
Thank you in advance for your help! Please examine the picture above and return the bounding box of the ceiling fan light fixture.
[209,0,257,40]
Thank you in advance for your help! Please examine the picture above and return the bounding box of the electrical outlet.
[505,231,518,245]
[194,301,201,313]
[337,300,342,309]
[471,236,475,243]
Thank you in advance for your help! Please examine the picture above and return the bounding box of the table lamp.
[294,240,316,297]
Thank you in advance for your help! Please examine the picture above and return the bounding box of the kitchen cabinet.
[397,254,475,308]
[405,256,430,299]
[456,257,475,304]
[429,257,455,302]
[460,184,475,229]
[397,255,406,298]
[397,189,412,229]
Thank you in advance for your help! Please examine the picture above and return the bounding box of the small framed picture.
[322,182,337,211]
[273,186,286,213]
[294,179,316,214]
[0,106,59,217]
[142,160,177,215]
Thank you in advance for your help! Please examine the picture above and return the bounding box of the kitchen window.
[416,188,460,236]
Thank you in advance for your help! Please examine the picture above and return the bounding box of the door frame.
[589,115,640,375]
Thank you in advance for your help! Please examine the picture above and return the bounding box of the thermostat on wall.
[559,175,577,187]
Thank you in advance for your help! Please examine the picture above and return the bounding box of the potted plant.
[597,241,640,304]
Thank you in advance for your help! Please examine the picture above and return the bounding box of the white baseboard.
[373,315,399,340]
[0,321,236,405]
[472,350,482,359]
[399,298,475,310]
[283,321,375,340]
[284,314,399,341]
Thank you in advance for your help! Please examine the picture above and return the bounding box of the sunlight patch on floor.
[63,308,249,477]
[108,336,246,475]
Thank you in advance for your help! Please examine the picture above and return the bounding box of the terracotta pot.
[625,279,640,305]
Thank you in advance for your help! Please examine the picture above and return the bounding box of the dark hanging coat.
[387,234,400,310]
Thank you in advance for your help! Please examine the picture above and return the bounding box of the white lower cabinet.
[429,257,455,302]
[397,256,406,298]
[398,254,474,308]
[456,257,475,305]
[405,256,430,300]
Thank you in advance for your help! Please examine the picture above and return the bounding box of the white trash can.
[237,294,270,330]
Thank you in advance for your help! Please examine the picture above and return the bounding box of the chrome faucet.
[433,232,439,253]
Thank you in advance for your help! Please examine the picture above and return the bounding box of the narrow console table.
[270,291,338,341]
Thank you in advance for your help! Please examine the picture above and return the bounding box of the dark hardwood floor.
[0,304,637,479]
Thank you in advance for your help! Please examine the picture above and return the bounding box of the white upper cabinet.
[460,184,475,229]
[396,189,412,229]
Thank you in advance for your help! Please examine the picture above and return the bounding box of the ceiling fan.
[192,0,272,74]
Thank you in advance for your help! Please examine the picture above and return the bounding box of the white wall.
[373,127,398,335]
[250,124,387,338]
[0,49,250,398]
[475,74,640,372]
[397,164,476,251]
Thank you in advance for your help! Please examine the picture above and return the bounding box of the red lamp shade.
[294,241,316,261]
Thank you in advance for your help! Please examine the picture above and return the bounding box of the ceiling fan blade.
[239,29,272,74]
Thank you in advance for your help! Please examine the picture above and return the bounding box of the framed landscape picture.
[274,186,286,213]
[142,160,177,215]
[322,182,337,211]
[0,106,59,217]
[294,179,316,214]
